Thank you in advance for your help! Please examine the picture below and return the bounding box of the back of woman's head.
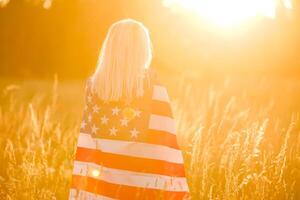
[91,19,153,101]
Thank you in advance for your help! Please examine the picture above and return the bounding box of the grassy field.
[0,75,299,200]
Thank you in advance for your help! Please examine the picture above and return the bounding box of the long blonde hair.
[91,19,152,101]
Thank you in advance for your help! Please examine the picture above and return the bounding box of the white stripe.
[77,133,183,164]
[98,138,183,164]
[149,115,176,134]
[152,85,170,102]
[69,188,115,200]
[73,161,189,192]
[77,133,97,149]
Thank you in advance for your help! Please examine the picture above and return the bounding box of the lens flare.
[91,169,100,177]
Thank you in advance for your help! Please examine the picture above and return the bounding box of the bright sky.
[163,0,293,27]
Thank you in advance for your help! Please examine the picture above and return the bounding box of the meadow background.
[0,74,299,199]
[1,0,300,199]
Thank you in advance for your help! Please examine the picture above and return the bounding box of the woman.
[69,19,190,200]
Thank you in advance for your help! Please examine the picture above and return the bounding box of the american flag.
[69,79,190,200]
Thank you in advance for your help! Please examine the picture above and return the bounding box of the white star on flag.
[91,124,99,135]
[81,121,87,129]
[112,107,120,116]
[130,128,139,138]
[92,105,100,113]
[100,115,109,124]
[120,118,129,127]
[133,109,141,118]
[88,114,92,122]
[109,127,118,136]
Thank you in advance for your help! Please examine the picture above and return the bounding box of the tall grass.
[0,76,299,200]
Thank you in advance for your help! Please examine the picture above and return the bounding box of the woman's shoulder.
[85,76,93,86]
[84,76,94,93]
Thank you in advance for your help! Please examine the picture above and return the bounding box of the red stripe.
[147,129,179,149]
[71,175,189,200]
[75,147,185,177]
[79,129,179,149]
[151,100,173,117]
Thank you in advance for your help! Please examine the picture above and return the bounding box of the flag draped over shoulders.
[69,76,190,200]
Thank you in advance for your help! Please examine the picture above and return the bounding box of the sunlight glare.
[163,0,293,27]
[283,0,293,10]
[258,0,277,19]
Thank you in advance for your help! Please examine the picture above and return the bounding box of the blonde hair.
[91,19,152,101]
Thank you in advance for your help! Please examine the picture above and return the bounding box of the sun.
[163,0,293,27]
